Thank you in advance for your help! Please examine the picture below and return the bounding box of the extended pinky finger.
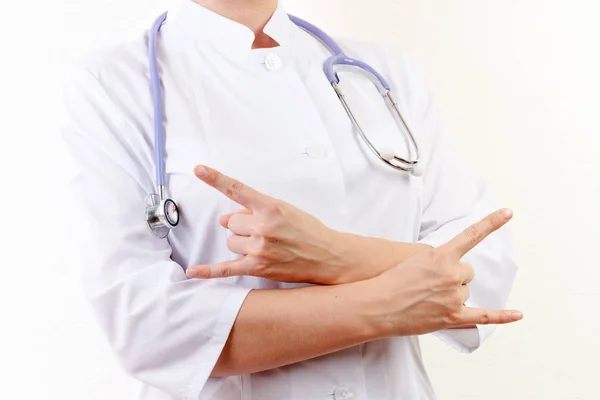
[457,307,524,326]
[186,258,251,279]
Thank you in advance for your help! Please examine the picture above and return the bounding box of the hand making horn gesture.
[187,165,350,284]
[368,207,522,336]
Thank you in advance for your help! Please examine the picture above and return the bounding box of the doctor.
[61,0,521,399]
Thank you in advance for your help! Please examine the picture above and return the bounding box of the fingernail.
[500,208,513,220]
[511,311,523,320]
[195,165,208,177]
[186,268,199,278]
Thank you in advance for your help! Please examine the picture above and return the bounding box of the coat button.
[264,53,282,71]
[333,386,355,400]
[305,144,328,160]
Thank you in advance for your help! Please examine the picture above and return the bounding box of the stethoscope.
[146,12,422,238]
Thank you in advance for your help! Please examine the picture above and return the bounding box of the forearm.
[211,281,379,377]
[327,233,432,284]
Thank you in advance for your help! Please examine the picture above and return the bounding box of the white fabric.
[60,1,518,399]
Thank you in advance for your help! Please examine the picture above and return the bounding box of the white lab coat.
[61,1,517,399]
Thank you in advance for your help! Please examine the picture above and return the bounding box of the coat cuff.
[181,286,252,400]
[432,324,496,353]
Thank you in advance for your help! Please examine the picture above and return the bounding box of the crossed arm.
[186,166,522,378]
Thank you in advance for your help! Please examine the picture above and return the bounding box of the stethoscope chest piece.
[145,193,179,238]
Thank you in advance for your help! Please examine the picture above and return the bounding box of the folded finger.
[460,284,471,303]
[220,209,251,229]
[227,212,255,236]
[461,261,475,284]
[227,234,253,255]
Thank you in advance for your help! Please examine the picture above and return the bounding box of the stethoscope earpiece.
[411,164,424,177]
[378,147,396,162]
[377,147,423,177]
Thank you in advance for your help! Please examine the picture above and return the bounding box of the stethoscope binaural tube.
[289,14,422,176]
[146,12,181,238]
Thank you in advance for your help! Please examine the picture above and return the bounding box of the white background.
[1,0,599,399]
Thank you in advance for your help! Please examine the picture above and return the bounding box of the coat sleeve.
[398,54,518,353]
[60,64,251,399]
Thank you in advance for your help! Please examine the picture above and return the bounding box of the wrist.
[331,279,387,342]
[324,231,366,285]
[327,235,433,285]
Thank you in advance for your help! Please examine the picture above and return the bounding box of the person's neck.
[192,0,279,49]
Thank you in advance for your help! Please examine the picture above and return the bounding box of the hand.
[364,209,523,336]
[186,165,346,284]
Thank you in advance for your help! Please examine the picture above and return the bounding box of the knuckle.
[450,291,464,308]
[461,261,475,279]
[463,286,471,301]
[218,264,232,278]
[245,255,259,267]
[263,200,283,216]
[434,249,454,266]
[468,265,475,277]
[424,249,445,268]
[478,311,491,325]
[247,243,265,258]
[489,214,502,230]
[225,180,245,199]
[256,236,270,253]
[254,221,274,237]
[444,310,462,325]
[461,261,473,270]
[430,269,458,292]
[251,262,270,276]
[206,169,219,185]
[465,225,481,246]
[439,268,462,287]
[498,312,511,324]
[425,248,440,261]
[451,269,463,285]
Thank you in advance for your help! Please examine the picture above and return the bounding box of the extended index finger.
[439,208,513,258]
[194,165,266,209]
